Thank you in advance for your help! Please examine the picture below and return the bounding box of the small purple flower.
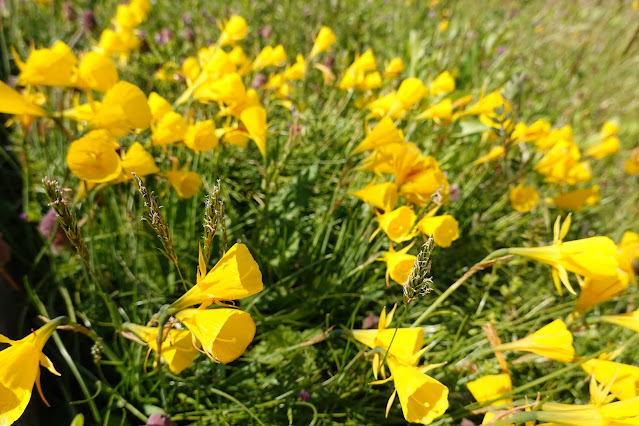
[497,46,506,55]
[19,212,27,221]
[155,28,173,46]
[39,208,69,254]
[252,73,267,89]
[362,314,379,329]
[81,10,96,32]
[146,414,177,426]
[298,390,310,402]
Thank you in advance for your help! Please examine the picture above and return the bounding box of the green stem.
[378,305,408,377]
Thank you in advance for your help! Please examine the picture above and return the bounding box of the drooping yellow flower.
[240,105,267,157]
[14,41,77,87]
[309,26,336,59]
[473,145,505,165]
[506,215,619,295]
[416,215,459,248]
[416,98,453,123]
[548,186,600,211]
[124,323,199,374]
[0,81,47,117]
[378,244,416,285]
[66,130,122,183]
[511,119,551,144]
[252,45,287,71]
[429,71,455,97]
[170,243,263,312]
[573,271,629,316]
[383,57,405,78]
[467,373,513,424]
[121,142,159,179]
[165,170,202,199]
[75,51,118,92]
[601,308,639,334]
[351,181,398,212]
[386,357,449,425]
[152,111,188,146]
[147,92,173,123]
[581,358,639,401]
[509,184,539,213]
[618,231,639,285]
[176,308,256,364]
[184,120,219,152]
[91,81,151,136]
[376,206,416,243]
[219,15,249,46]
[0,317,66,426]
[353,116,404,154]
[624,147,639,175]
[495,319,574,362]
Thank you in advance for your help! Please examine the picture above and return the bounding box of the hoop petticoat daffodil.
[493,319,575,363]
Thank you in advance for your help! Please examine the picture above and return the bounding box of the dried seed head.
[402,238,434,306]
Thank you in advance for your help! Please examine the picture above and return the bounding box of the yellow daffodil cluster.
[97,0,151,62]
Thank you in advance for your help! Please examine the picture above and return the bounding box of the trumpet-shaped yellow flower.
[252,45,287,71]
[473,145,505,165]
[534,140,592,185]
[283,54,306,81]
[184,120,219,152]
[376,206,416,243]
[509,184,539,213]
[397,77,428,109]
[386,357,449,425]
[176,308,256,364]
[170,243,263,312]
[351,181,398,212]
[548,186,600,211]
[586,137,620,160]
[152,111,188,146]
[339,49,377,90]
[353,116,405,154]
[115,4,143,30]
[624,148,639,175]
[147,92,173,123]
[309,26,336,59]
[219,15,249,46]
[429,71,455,97]
[124,323,199,374]
[357,71,382,91]
[0,81,47,117]
[416,215,459,248]
[228,46,252,76]
[75,52,118,92]
[14,41,77,87]
[378,244,416,285]
[601,308,639,334]
[416,98,453,123]
[91,81,151,136]
[467,373,513,406]
[121,142,159,178]
[581,358,639,401]
[166,170,202,199]
[533,124,573,151]
[97,28,140,58]
[507,215,619,295]
[511,119,551,144]
[618,231,639,285]
[240,105,267,157]
[383,57,405,78]
[495,319,574,362]
[66,130,122,183]
[0,317,65,426]
[573,271,629,316]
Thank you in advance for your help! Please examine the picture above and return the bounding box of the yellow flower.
[397,77,428,109]
[357,71,382,91]
[376,206,416,243]
[180,57,201,86]
[351,181,398,212]
[339,49,377,90]
[618,231,639,285]
[176,308,256,364]
[0,317,66,426]
[573,271,629,316]
[240,105,267,157]
[507,215,619,295]
[0,81,47,117]
[429,71,455,97]
[601,308,639,333]
[14,41,77,87]
[252,45,287,71]
[115,4,143,30]
[511,119,551,144]
[353,116,405,154]
[75,52,118,92]
[473,145,505,165]
[147,92,173,123]
[313,63,336,85]
[600,120,619,139]
[467,373,514,423]
[124,323,199,374]
[533,124,574,151]
[184,120,219,152]
[387,356,449,424]
[166,170,202,199]
[585,136,620,160]
[219,15,249,46]
[534,140,592,185]
[548,186,600,211]
[624,147,639,175]
[309,26,336,59]
[121,142,159,178]
[379,244,416,285]
[416,215,459,248]
[581,358,639,401]
[416,98,453,123]
[283,54,306,81]
[66,130,122,183]
[170,243,263,312]
[495,319,574,362]
[509,184,539,213]
[383,57,405,78]
[152,111,188,146]
[91,81,151,136]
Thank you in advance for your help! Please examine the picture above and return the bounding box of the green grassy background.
[1,0,639,424]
